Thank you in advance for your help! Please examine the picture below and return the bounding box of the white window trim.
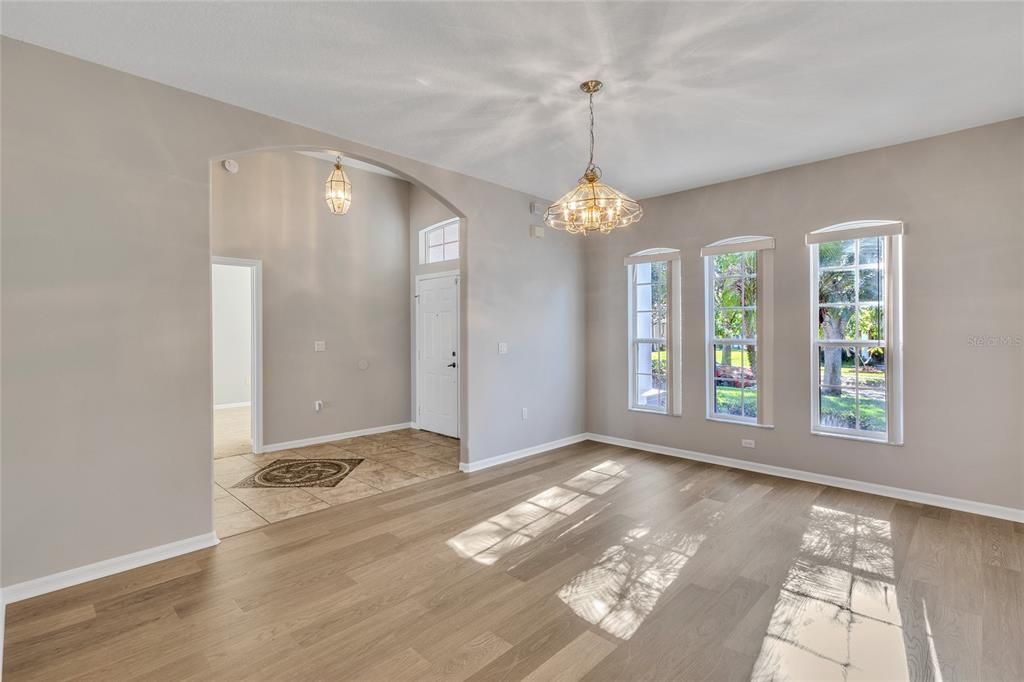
[625,249,682,416]
[419,218,460,265]
[807,222,904,445]
[805,219,902,245]
[702,236,775,427]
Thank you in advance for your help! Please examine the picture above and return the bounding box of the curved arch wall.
[0,37,586,585]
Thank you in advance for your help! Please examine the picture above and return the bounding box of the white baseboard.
[585,433,1024,523]
[262,422,413,453]
[454,430,1021,522]
[459,433,589,473]
[2,532,220,605]
[214,401,251,410]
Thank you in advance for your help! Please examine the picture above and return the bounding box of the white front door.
[417,274,459,437]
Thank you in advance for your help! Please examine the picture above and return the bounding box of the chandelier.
[325,156,352,215]
[544,80,642,235]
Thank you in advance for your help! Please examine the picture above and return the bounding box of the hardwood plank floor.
[4,440,1023,680]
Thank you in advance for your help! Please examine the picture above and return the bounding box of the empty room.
[1,2,1021,681]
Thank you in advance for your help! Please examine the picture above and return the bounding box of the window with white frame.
[702,236,775,426]
[808,221,903,444]
[420,219,459,264]
[626,249,682,415]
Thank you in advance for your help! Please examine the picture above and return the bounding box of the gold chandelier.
[325,155,352,215]
[544,80,642,235]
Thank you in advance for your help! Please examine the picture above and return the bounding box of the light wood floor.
[4,440,1022,680]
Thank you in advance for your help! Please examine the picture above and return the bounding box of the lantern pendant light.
[544,80,642,235]
[325,155,352,215]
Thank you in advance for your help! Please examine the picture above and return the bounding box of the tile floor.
[213,428,460,537]
[214,405,252,459]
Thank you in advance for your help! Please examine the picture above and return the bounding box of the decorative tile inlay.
[233,458,363,489]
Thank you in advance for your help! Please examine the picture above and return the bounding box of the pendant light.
[544,80,642,235]
[325,155,352,215]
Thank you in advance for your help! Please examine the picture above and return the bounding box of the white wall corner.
[2,532,220,605]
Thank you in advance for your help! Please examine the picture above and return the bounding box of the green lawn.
[713,385,757,419]
[819,391,886,432]
[670,349,888,432]
[714,385,885,432]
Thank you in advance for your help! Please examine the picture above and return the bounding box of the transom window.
[626,249,682,415]
[808,221,903,444]
[420,219,459,264]
[702,236,775,426]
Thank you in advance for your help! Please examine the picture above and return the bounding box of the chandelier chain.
[588,91,596,171]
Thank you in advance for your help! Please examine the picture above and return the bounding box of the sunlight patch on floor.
[446,460,628,565]
[751,504,913,681]
[556,522,711,639]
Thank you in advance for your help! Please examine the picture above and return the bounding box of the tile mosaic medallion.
[233,458,363,489]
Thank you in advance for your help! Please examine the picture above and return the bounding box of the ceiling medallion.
[325,155,352,215]
[544,80,642,235]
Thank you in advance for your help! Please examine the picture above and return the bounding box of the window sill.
[811,429,902,446]
[705,416,774,429]
[628,406,678,417]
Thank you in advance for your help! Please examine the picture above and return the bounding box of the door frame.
[212,256,264,454]
[414,269,460,438]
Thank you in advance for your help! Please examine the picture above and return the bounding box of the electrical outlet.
[521,407,528,420]
[314,340,326,352]
[314,400,324,412]
[741,439,755,448]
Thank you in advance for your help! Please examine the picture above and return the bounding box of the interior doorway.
[212,257,263,458]
[416,271,460,438]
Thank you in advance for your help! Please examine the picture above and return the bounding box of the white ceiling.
[3,2,1021,199]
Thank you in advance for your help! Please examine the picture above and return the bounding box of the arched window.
[419,218,460,264]
[701,236,775,426]
[625,248,682,415]
[806,220,904,444]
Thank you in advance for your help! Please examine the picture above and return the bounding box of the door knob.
[447,362,457,368]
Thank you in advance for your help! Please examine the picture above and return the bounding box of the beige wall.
[0,38,586,585]
[212,152,412,444]
[585,118,1024,510]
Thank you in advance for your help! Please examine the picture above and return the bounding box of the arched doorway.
[208,145,468,537]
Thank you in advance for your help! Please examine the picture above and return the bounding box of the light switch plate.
[314,340,326,352]
[498,342,508,355]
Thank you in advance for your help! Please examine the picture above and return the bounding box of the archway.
[208,144,469,536]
